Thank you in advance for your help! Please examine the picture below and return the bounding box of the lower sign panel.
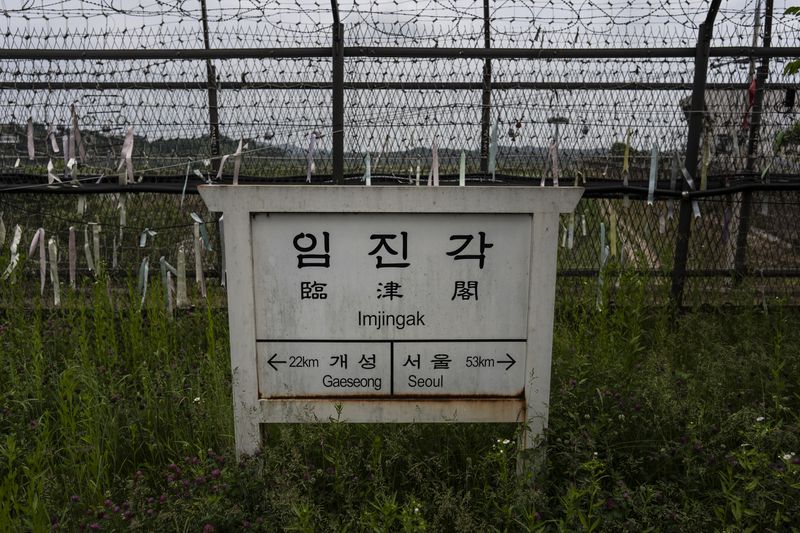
[393,341,526,397]
[257,342,391,398]
[257,340,527,398]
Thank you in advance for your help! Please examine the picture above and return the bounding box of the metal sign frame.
[199,185,582,458]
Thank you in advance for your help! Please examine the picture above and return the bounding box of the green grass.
[0,274,799,532]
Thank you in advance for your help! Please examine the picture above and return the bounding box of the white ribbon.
[0,213,5,247]
[364,153,371,186]
[77,195,86,216]
[680,167,702,219]
[48,237,60,306]
[549,139,560,187]
[70,104,86,162]
[459,151,466,187]
[138,257,149,307]
[68,226,76,288]
[139,228,157,248]
[218,215,226,288]
[599,222,606,265]
[581,214,587,237]
[567,213,575,250]
[118,195,127,238]
[167,271,175,317]
[190,213,211,251]
[117,126,134,185]
[647,143,658,206]
[2,225,22,280]
[63,134,71,167]
[28,228,46,295]
[26,118,35,160]
[216,154,231,181]
[415,162,420,186]
[176,245,188,308]
[194,223,207,299]
[47,159,62,184]
[83,225,95,273]
[233,138,245,185]
[91,223,101,276]
[47,123,60,153]
[159,257,175,315]
[306,132,317,183]
[180,162,191,208]
[112,235,118,269]
[560,223,567,248]
[431,141,439,186]
[193,168,207,184]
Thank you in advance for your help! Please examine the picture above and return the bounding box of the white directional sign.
[251,212,531,399]
[199,186,582,458]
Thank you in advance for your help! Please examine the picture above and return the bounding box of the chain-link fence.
[1,0,799,306]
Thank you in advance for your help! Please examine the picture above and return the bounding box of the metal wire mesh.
[0,0,799,305]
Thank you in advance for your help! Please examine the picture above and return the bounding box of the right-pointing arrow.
[267,352,287,371]
[497,353,516,371]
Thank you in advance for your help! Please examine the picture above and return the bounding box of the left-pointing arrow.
[268,353,287,371]
[497,353,516,371]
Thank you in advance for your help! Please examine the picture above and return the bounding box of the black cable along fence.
[0,0,799,307]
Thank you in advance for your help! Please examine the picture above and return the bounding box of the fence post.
[479,0,492,174]
[200,0,221,174]
[331,1,345,185]
[670,0,722,307]
[734,0,773,284]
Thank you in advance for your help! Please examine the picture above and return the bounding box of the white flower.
[502,439,511,445]
[414,507,420,514]
[783,453,795,461]
[756,416,765,422]
[193,397,201,404]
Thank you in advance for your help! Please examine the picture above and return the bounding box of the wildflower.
[618,414,625,421]
[203,524,216,533]
[783,452,795,461]
[502,439,511,445]
[89,523,101,531]
[756,416,765,422]
[193,397,201,404]
[70,495,80,503]
[211,468,221,479]
[414,507,420,514]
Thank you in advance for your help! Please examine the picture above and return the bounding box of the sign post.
[199,186,582,459]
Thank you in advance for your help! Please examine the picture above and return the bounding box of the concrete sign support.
[199,186,582,459]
